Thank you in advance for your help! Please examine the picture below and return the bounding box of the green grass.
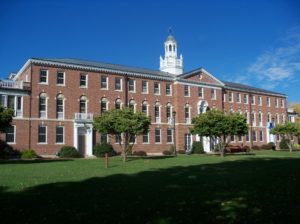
[1,150,300,223]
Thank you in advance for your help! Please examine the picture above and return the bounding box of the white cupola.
[160,32,183,75]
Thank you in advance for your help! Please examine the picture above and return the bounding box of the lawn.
[1,150,300,223]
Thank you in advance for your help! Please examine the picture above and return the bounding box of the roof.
[166,35,176,42]
[223,81,286,97]
[33,58,174,78]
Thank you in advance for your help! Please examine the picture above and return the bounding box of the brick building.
[0,34,287,156]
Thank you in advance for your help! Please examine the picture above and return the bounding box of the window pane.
[155,129,161,143]
[56,126,64,143]
[101,133,108,143]
[101,76,107,89]
[115,78,121,90]
[38,126,46,143]
[6,126,15,143]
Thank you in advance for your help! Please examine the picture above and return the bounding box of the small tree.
[270,122,300,152]
[190,109,248,157]
[0,106,14,133]
[93,108,151,162]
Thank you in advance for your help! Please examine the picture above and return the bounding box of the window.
[142,81,148,93]
[166,83,172,96]
[238,135,243,142]
[230,134,235,142]
[229,92,233,102]
[244,94,248,104]
[79,96,87,113]
[267,97,271,107]
[155,103,160,123]
[154,82,160,95]
[101,76,108,89]
[142,131,149,143]
[223,93,226,102]
[16,96,22,117]
[246,131,250,142]
[101,133,108,143]
[57,72,65,85]
[101,98,108,113]
[40,70,48,83]
[275,98,278,108]
[251,95,255,105]
[115,134,122,143]
[129,100,135,112]
[7,95,15,110]
[251,113,256,126]
[56,126,64,144]
[268,113,272,123]
[115,98,122,109]
[6,125,15,143]
[166,104,171,122]
[56,94,64,119]
[142,101,148,115]
[276,114,280,124]
[259,130,263,142]
[128,79,135,92]
[236,93,241,103]
[167,128,173,143]
[80,74,87,87]
[281,99,284,108]
[198,87,203,98]
[38,126,47,143]
[185,105,190,124]
[155,128,161,143]
[211,89,216,100]
[115,77,122,91]
[39,93,47,118]
[184,85,190,97]
[258,113,262,126]
[0,95,6,107]
[129,135,136,143]
[258,96,262,106]
[252,130,257,142]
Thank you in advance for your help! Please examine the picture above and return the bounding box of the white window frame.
[56,126,64,144]
[154,82,160,95]
[39,70,48,84]
[184,85,190,97]
[39,95,47,118]
[57,71,65,86]
[142,131,149,144]
[244,94,248,104]
[267,97,271,107]
[229,92,233,103]
[167,128,173,143]
[129,79,136,92]
[155,104,161,123]
[198,87,203,98]
[155,128,161,144]
[80,74,88,88]
[281,99,284,108]
[237,93,241,103]
[251,95,255,105]
[6,125,16,144]
[211,89,216,100]
[166,83,172,96]
[101,76,108,90]
[38,125,47,144]
[142,80,148,94]
[56,96,64,119]
[115,77,122,91]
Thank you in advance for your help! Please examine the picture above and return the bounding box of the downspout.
[28,61,33,149]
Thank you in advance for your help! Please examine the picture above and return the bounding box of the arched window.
[129,99,136,112]
[115,98,122,110]
[142,101,148,115]
[258,112,263,126]
[166,103,172,122]
[56,94,64,119]
[101,98,108,113]
[79,96,87,113]
[169,44,172,51]
[185,103,191,124]
[173,44,176,51]
[39,93,48,118]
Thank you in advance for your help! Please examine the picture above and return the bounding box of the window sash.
[38,126,47,143]
[6,126,15,143]
[167,129,173,143]
[101,76,108,89]
[57,72,64,84]
[115,78,121,90]
[40,70,47,83]
[155,129,161,143]
[80,75,87,86]
[56,126,64,143]
[166,84,171,95]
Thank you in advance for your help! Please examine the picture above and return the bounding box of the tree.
[0,106,14,133]
[93,108,151,162]
[270,122,300,152]
[190,109,248,157]
[289,103,300,122]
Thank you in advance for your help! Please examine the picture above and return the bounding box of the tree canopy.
[190,109,248,157]
[93,108,151,162]
[270,122,300,152]
[0,106,14,133]
[289,103,300,122]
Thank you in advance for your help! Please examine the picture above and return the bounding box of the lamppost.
[172,111,176,156]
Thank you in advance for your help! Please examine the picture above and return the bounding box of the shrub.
[21,149,38,159]
[242,145,250,152]
[260,142,274,150]
[132,151,147,156]
[0,140,20,159]
[252,145,260,150]
[93,143,116,157]
[162,150,172,155]
[280,139,290,149]
[226,145,242,153]
[192,141,204,154]
[58,146,81,158]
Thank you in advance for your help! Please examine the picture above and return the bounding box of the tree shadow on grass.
[1,157,300,224]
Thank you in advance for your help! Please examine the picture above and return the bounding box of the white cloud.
[247,27,300,89]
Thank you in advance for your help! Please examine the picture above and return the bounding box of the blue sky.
[1,0,300,103]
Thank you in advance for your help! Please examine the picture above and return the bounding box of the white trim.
[38,125,47,144]
[174,80,222,89]
[6,125,16,144]
[55,126,65,144]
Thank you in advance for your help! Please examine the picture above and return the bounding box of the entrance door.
[78,127,86,155]
[185,133,192,152]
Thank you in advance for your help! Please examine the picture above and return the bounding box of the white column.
[86,124,93,156]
